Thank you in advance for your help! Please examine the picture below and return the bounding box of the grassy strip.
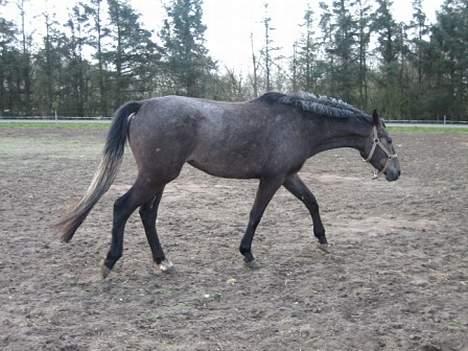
[1,121,468,134]
[0,121,110,129]
[388,126,468,134]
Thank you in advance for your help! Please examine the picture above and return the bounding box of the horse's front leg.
[283,173,328,250]
[239,176,284,267]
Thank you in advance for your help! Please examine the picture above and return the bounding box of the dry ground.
[0,126,467,351]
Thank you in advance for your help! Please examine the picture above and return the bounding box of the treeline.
[0,0,467,120]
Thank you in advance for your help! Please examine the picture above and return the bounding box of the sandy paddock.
[0,126,467,350]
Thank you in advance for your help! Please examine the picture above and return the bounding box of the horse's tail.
[57,101,142,242]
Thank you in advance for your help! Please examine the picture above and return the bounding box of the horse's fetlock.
[316,233,327,245]
[239,245,250,256]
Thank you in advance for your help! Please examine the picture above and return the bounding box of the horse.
[57,92,400,278]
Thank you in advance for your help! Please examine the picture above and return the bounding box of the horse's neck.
[308,119,371,156]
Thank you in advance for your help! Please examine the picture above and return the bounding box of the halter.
[363,126,398,179]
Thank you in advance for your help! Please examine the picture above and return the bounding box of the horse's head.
[361,110,400,181]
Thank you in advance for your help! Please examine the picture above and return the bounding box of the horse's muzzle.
[385,169,400,182]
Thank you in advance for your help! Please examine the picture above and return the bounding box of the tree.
[372,0,404,117]
[250,32,259,97]
[428,0,468,119]
[17,0,32,114]
[107,0,159,106]
[33,11,64,115]
[0,13,21,114]
[318,1,336,96]
[373,0,399,66]
[294,4,320,92]
[262,3,275,92]
[83,0,109,116]
[160,0,215,97]
[330,0,358,102]
[409,0,428,85]
[0,0,35,116]
[291,41,298,91]
[62,5,91,116]
[355,0,371,109]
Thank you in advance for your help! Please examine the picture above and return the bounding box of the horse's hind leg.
[101,176,158,278]
[139,187,173,273]
[283,173,328,249]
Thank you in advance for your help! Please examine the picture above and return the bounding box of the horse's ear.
[372,109,380,126]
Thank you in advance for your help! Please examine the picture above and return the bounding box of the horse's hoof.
[318,243,330,253]
[158,259,174,273]
[244,259,259,270]
[100,261,111,279]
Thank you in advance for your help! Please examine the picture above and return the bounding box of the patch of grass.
[388,126,468,134]
[2,121,468,134]
[0,136,101,158]
[0,121,110,129]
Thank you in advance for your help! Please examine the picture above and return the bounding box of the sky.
[3,0,444,73]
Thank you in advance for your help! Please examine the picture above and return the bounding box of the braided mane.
[254,92,371,123]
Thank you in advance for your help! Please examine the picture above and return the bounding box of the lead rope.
[363,126,398,179]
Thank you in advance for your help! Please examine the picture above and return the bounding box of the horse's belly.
[187,152,263,179]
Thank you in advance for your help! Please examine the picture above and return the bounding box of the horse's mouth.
[385,171,400,182]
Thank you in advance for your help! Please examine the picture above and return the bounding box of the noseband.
[363,126,398,179]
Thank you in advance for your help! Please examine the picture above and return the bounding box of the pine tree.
[294,4,319,92]
[107,0,159,106]
[250,33,259,97]
[83,0,109,116]
[330,0,358,102]
[0,0,34,115]
[355,0,371,109]
[372,0,403,117]
[409,0,428,85]
[33,12,64,115]
[318,1,336,96]
[429,0,468,119]
[17,0,32,115]
[62,5,91,116]
[160,0,215,97]
[262,3,275,92]
[400,0,430,118]
[373,0,399,66]
[0,13,21,114]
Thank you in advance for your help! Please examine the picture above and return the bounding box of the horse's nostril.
[398,170,401,176]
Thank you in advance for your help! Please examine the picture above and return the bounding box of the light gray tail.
[57,101,142,242]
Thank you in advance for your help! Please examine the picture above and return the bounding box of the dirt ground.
[0,126,467,351]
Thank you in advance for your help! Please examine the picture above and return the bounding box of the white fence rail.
[386,119,468,125]
[0,116,112,120]
[0,116,467,127]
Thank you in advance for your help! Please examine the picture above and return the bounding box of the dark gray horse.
[58,92,400,278]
